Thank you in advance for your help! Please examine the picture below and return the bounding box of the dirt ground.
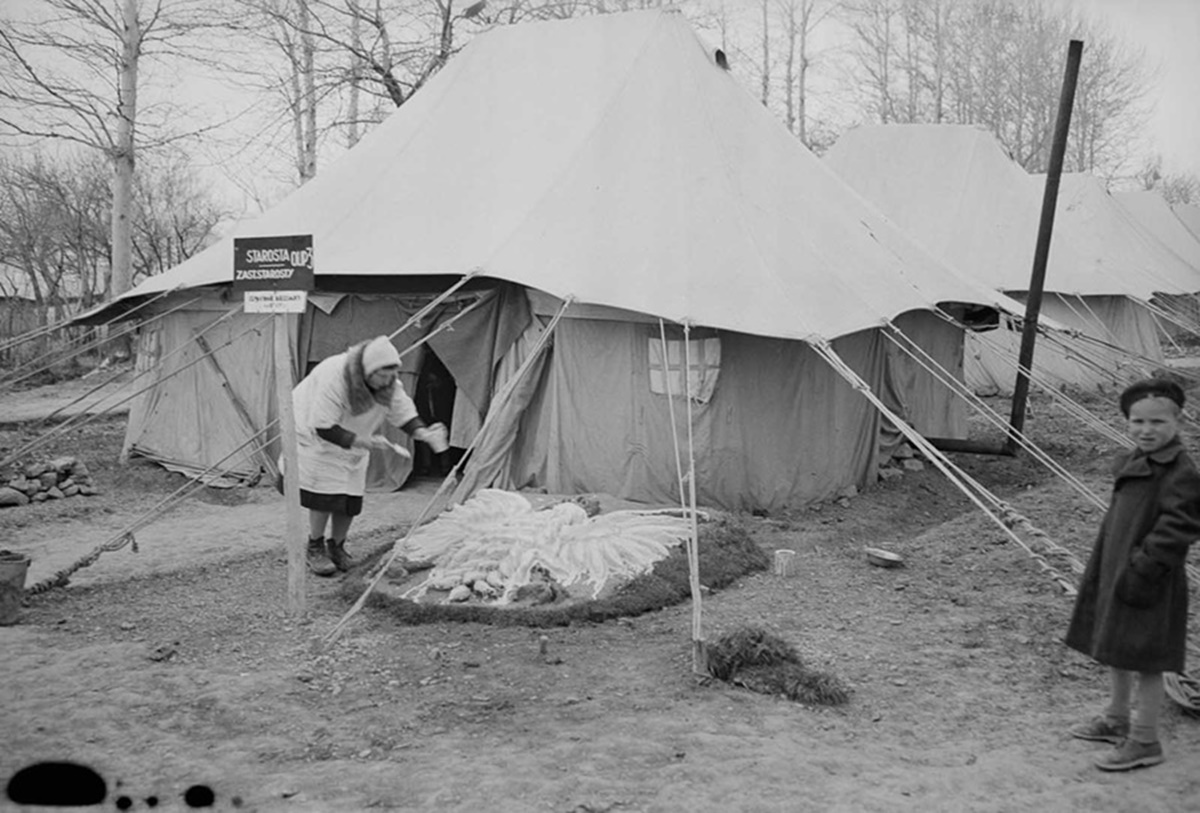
[2,377,1200,812]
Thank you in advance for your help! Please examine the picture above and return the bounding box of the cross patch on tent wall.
[648,334,721,404]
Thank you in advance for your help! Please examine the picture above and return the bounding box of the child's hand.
[1114,554,1168,608]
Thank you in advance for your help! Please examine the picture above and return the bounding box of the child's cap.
[1119,378,1186,417]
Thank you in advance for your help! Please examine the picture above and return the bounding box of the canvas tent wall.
[445,295,968,512]
[1173,204,1200,243]
[823,124,1192,395]
[1112,190,1200,339]
[93,10,1021,511]
[1114,191,1200,272]
[123,282,530,490]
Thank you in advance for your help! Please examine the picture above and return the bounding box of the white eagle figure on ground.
[388,489,694,604]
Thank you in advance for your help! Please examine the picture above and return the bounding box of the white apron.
[292,351,418,497]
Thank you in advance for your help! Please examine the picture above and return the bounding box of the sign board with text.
[243,290,308,313]
[232,235,314,292]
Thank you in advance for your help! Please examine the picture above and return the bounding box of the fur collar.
[343,340,396,416]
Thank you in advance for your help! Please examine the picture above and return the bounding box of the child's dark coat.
[1065,440,1200,673]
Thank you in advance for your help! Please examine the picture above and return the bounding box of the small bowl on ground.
[864,547,904,569]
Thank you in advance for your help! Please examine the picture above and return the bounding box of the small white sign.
[244,290,308,313]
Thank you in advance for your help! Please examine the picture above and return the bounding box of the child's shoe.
[1068,716,1129,744]
[1093,739,1164,771]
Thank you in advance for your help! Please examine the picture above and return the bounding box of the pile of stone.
[0,456,99,507]
[877,442,927,482]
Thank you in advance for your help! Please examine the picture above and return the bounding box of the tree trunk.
[300,0,317,181]
[783,3,797,134]
[760,0,770,106]
[110,0,140,300]
[347,7,362,148]
[302,7,317,180]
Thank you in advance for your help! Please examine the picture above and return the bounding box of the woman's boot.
[326,538,354,573]
[307,536,337,577]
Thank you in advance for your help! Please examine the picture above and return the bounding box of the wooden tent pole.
[194,331,279,479]
[1008,39,1083,453]
[274,313,306,616]
[682,323,704,672]
[657,319,689,515]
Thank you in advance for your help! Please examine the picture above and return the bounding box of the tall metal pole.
[1007,39,1084,454]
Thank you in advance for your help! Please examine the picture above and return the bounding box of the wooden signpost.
[233,235,314,615]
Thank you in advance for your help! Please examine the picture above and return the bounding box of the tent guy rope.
[385,271,478,342]
[24,419,281,595]
[395,293,487,362]
[808,337,1081,595]
[938,310,1137,446]
[0,293,203,390]
[0,310,270,470]
[0,282,186,355]
[884,324,1106,510]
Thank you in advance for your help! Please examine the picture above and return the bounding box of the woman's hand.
[413,422,449,453]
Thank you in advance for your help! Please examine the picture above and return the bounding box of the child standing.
[1065,378,1200,771]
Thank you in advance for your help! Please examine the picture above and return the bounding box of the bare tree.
[1135,155,1200,206]
[224,0,499,186]
[842,0,900,123]
[0,149,227,310]
[131,150,230,280]
[0,0,232,299]
[221,0,708,188]
[0,151,113,309]
[837,0,1155,178]
[775,0,839,146]
[759,0,772,105]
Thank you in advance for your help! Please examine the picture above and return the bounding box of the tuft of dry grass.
[704,625,852,706]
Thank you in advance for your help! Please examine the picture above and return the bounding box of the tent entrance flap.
[412,349,460,478]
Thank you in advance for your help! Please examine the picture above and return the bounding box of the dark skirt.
[299,489,364,517]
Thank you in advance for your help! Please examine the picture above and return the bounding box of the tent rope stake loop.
[25,532,139,596]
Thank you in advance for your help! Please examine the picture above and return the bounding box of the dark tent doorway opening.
[412,349,462,478]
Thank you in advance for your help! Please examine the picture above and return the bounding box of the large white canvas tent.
[1174,204,1200,243]
[824,124,1198,395]
[1050,174,1199,297]
[1114,191,1200,273]
[1045,174,1200,356]
[94,10,1021,512]
[1108,188,1200,342]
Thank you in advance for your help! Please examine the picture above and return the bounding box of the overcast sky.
[1083,0,1200,177]
[3,0,1196,204]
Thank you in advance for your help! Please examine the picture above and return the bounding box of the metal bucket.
[0,550,32,625]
